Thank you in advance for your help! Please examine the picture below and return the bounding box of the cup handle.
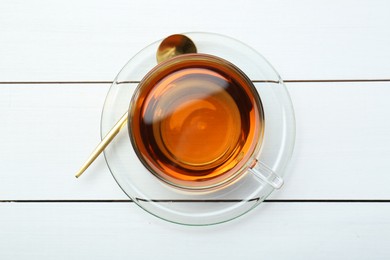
[248,160,284,189]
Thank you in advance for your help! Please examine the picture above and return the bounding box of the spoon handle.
[75,112,128,178]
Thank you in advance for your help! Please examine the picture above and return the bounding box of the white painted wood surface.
[1,82,390,199]
[1,203,389,260]
[1,0,389,259]
[0,0,390,81]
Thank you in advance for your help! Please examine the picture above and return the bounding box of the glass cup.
[129,53,283,191]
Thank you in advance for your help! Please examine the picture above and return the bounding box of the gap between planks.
[1,199,390,203]
[0,79,390,85]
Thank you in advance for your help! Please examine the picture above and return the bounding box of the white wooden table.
[1,0,390,259]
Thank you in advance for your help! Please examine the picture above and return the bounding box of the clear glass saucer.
[101,32,295,225]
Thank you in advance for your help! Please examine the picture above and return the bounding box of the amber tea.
[129,54,264,190]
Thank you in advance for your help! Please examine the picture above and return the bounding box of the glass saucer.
[101,32,295,225]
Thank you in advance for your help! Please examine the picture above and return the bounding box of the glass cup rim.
[128,53,265,191]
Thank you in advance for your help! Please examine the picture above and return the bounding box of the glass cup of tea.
[101,33,295,225]
[129,53,283,191]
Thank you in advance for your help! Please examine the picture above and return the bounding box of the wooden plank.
[1,82,389,199]
[273,82,390,199]
[0,0,389,81]
[0,202,389,259]
[0,84,126,199]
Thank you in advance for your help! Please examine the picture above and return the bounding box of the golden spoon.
[75,34,197,178]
